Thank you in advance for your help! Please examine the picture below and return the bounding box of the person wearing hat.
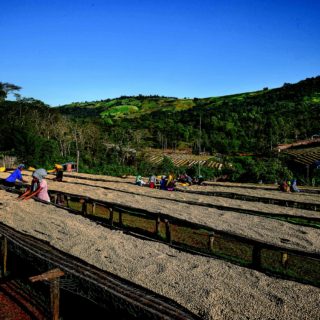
[53,164,63,182]
[4,164,27,187]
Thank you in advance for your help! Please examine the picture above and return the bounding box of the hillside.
[57,90,268,121]
[1,76,320,183]
[57,77,320,154]
[56,77,320,123]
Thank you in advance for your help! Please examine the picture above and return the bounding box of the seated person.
[148,174,157,188]
[290,179,300,192]
[178,173,187,183]
[135,175,146,186]
[279,180,290,192]
[166,173,175,191]
[186,174,193,185]
[160,176,167,190]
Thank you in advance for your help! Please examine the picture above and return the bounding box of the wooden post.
[155,216,161,237]
[92,202,96,215]
[58,194,64,205]
[252,245,262,270]
[109,208,114,226]
[81,199,87,215]
[29,268,64,320]
[208,233,215,252]
[50,279,60,320]
[76,150,80,173]
[165,219,172,245]
[1,236,7,278]
[119,210,123,227]
[281,252,288,268]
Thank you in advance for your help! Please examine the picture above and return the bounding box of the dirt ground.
[0,172,320,319]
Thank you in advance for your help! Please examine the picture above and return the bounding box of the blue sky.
[1,0,320,106]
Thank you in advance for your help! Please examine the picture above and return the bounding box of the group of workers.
[5,163,303,203]
[279,179,300,192]
[3,164,64,202]
[135,173,204,190]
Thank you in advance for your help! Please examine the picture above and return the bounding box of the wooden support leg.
[81,199,87,215]
[119,211,123,227]
[50,278,60,320]
[29,268,64,320]
[252,246,262,270]
[165,220,172,245]
[58,194,64,205]
[155,216,160,237]
[208,233,215,252]
[281,252,288,268]
[1,236,7,278]
[109,208,114,227]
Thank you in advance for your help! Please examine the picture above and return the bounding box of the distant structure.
[275,137,320,152]
[275,137,320,182]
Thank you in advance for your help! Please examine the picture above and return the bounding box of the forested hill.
[57,76,320,154]
[0,76,319,172]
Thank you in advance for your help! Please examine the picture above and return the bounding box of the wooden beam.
[29,268,65,283]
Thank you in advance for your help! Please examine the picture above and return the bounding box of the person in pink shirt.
[18,168,50,202]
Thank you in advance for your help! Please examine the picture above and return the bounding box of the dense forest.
[1,77,320,184]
